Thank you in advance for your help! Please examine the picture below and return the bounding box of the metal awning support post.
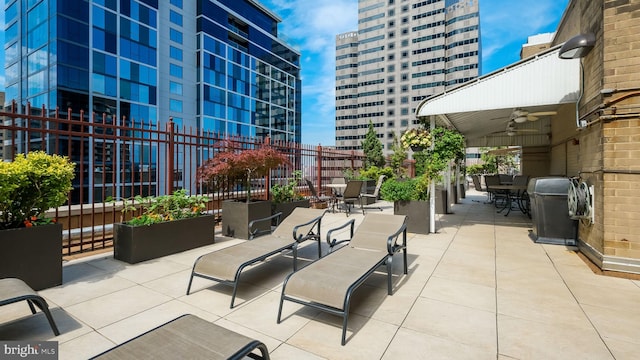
[429,116,436,233]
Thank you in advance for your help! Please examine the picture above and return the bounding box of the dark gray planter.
[0,224,62,290]
[393,200,431,234]
[460,184,466,199]
[272,199,310,220]
[435,188,449,214]
[114,215,215,264]
[222,200,272,240]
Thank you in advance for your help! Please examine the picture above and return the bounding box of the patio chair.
[277,213,408,345]
[186,208,327,308]
[91,314,270,359]
[0,277,60,336]
[484,174,506,205]
[471,174,486,202]
[359,175,386,213]
[305,178,334,209]
[335,180,364,216]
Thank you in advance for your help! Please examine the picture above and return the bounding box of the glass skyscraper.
[3,0,301,201]
[335,0,480,152]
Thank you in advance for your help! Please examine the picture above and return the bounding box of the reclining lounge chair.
[277,213,408,345]
[91,314,270,359]
[187,207,327,308]
[0,277,60,336]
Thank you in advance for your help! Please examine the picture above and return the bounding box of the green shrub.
[110,189,208,226]
[380,175,430,202]
[359,166,395,181]
[271,170,304,204]
[0,151,75,229]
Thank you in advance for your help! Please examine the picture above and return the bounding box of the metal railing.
[1,101,365,256]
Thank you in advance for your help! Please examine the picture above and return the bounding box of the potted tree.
[380,175,431,234]
[411,126,465,214]
[0,151,75,290]
[198,140,289,239]
[111,189,214,264]
[271,170,309,220]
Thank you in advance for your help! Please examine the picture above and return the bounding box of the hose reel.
[568,178,593,223]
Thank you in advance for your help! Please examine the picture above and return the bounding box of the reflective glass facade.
[4,0,301,201]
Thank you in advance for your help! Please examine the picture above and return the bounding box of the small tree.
[198,140,289,202]
[389,132,407,177]
[362,121,385,168]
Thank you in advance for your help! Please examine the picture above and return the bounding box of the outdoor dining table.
[326,183,347,212]
[487,184,529,216]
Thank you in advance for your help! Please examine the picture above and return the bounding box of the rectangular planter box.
[222,200,272,240]
[273,199,310,221]
[435,188,449,214]
[114,215,215,264]
[393,200,431,234]
[0,224,62,290]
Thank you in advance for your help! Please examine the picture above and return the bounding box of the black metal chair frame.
[359,175,386,213]
[277,218,408,345]
[0,278,60,336]
[186,211,325,308]
[337,180,364,216]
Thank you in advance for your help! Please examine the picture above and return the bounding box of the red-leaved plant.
[197,140,290,202]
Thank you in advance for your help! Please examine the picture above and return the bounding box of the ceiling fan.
[505,120,539,136]
[511,109,558,123]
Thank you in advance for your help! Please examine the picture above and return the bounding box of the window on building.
[388,54,395,61]
[388,20,395,27]
[388,31,395,39]
[388,87,395,94]
[388,121,395,127]
[170,28,182,44]
[401,17,408,24]
[401,39,409,47]
[170,46,183,61]
[387,64,395,72]
[170,99,183,112]
[401,73,408,81]
[169,81,183,95]
[401,28,408,36]
[388,75,395,83]
[169,10,183,26]
[170,0,183,8]
[388,42,395,49]
[401,51,408,58]
[170,63,183,78]
[388,98,395,105]
[388,109,394,116]
[401,119,408,126]
[401,62,408,70]
[401,96,408,104]
[401,85,408,92]
[400,108,409,115]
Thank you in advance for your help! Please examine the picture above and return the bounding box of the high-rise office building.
[335,0,480,152]
[3,0,300,201]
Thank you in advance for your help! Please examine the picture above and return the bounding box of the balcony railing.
[1,101,366,256]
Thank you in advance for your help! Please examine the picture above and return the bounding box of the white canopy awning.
[415,46,581,147]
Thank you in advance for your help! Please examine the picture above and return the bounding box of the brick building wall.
[553,0,640,272]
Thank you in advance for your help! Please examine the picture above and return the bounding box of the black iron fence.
[1,101,365,256]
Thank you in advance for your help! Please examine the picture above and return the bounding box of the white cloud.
[480,0,568,68]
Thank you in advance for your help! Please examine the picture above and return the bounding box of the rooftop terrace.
[1,190,639,359]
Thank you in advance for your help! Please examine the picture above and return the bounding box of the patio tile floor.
[2,190,640,359]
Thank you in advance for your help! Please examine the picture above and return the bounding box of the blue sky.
[0,0,569,145]
[261,0,569,145]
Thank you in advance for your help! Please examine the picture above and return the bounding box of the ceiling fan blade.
[516,129,539,133]
[528,111,557,116]
[527,115,539,121]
